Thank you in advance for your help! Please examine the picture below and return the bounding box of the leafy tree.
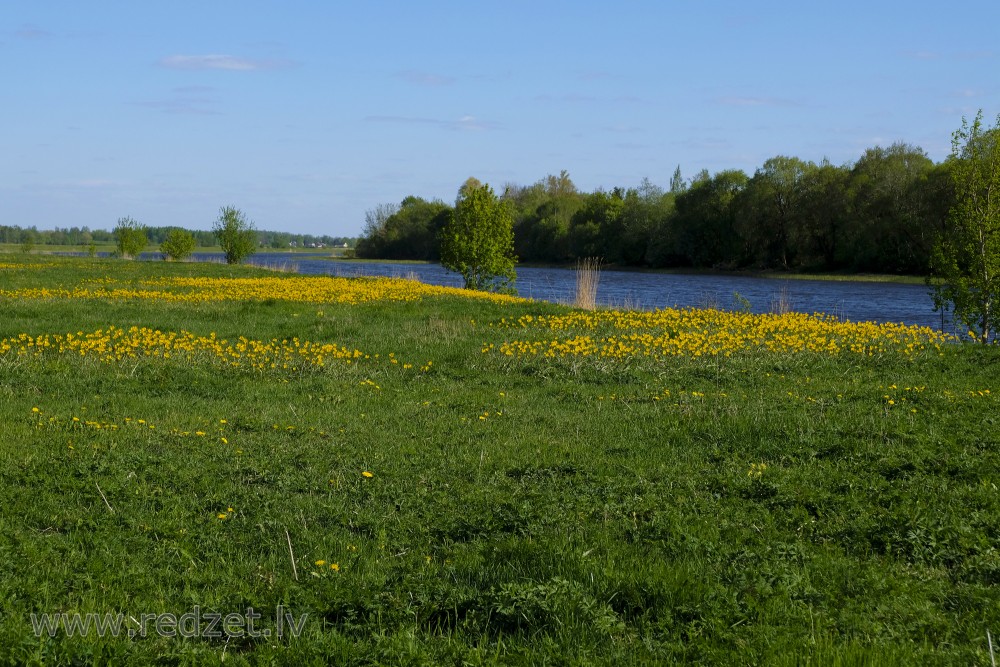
[213,206,257,265]
[570,189,625,260]
[160,228,197,261]
[848,143,935,272]
[19,229,35,254]
[440,182,517,292]
[114,216,147,259]
[616,182,665,266]
[672,170,748,267]
[796,163,852,269]
[509,174,583,263]
[930,110,1000,342]
[357,197,450,260]
[734,156,815,269]
[669,165,687,195]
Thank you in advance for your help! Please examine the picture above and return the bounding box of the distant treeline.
[1,225,357,251]
[358,143,954,274]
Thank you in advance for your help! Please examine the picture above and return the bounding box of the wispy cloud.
[395,70,456,86]
[15,24,52,40]
[133,86,222,115]
[902,50,940,60]
[902,49,995,61]
[158,54,290,71]
[714,96,803,108]
[535,93,643,104]
[365,114,499,131]
[951,88,987,99]
[603,124,644,134]
[577,70,618,81]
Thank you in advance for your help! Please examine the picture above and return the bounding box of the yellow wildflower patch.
[0,326,365,373]
[486,308,955,359]
[0,275,528,306]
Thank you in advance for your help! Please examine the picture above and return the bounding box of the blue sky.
[3,1,998,237]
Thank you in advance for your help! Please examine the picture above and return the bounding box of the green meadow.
[0,255,997,665]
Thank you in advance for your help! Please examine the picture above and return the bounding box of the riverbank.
[2,244,352,256]
[511,260,928,285]
[0,254,996,664]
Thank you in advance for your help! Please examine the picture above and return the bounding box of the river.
[215,253,952,333]
[92,251,954,333]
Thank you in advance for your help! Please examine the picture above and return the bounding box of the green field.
[0,255,997,665]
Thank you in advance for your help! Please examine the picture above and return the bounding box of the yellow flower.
[330,563,340,572]
[217,513,228,520]
[315,560,326,567]
[362,471,374,478]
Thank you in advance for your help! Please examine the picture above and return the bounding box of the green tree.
[213,206,257,265]
[848,143,935,273]
[160,228,197,261]
[19,229,36,254]
[358,197,451,260]
[114,216,147,259]
[509,174,583,263]
[570,189,625,260]
[734,156,815,269]
[930,110,1000,342]
[440,182,517,292]
[669,165,687,195]
[672,169,748,267]
[796,163,852,269]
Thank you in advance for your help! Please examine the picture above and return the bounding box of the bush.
[114,217,147,259]
[213,206,257,265]
[19,231,35,254]
[160,229,197,261]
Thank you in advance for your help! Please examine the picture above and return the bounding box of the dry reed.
[574,257,602,310]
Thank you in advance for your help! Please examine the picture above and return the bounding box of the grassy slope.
[0,255,997,665]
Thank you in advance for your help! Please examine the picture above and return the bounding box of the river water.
[116,251,953,332]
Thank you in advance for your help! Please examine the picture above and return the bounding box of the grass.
[0,254,998,665]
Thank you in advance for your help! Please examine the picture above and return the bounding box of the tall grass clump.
[574,257,601,310]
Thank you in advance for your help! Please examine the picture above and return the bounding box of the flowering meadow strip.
[0,326,365,373]
[484,308,956,359]
[0,275,528,306]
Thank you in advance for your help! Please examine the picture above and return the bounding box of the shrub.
[114,217,147,259]
[160,229,197,261]
[213,206,257,265]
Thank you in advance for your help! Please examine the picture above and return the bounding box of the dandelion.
[362,471,374,478]
[217,513,228,520]
[330,563,340,572]
[315,560,326,567]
